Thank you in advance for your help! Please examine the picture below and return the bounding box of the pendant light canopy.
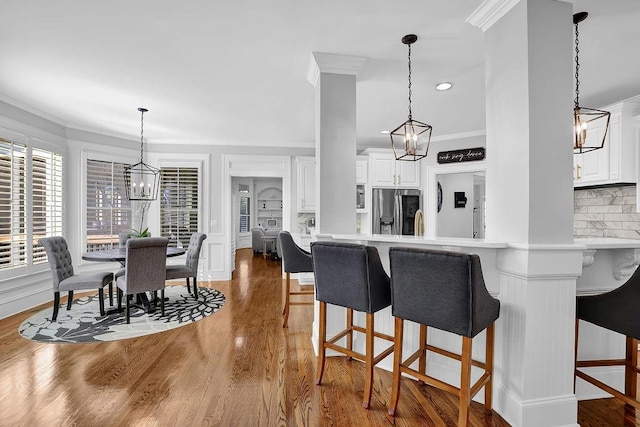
[124,107,160,201]
[390,34,432,162]
[573,12,610,154]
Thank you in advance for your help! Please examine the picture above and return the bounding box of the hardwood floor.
[0,248,638,426]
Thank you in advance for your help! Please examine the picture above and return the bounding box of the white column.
[468,1,582,426]
[307,53,366,234]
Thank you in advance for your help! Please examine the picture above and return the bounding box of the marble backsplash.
[574,185,640,238]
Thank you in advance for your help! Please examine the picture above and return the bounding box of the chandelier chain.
[574,22,580,108]
[407,43,412,120]
[140,109,145,161]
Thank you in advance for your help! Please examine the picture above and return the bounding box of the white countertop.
[316,234,640,250]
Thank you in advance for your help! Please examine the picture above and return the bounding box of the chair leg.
[418,324,427,385]
[117,288,123,310]
[315,301,327,385]
[108,281,113,306]
[160,289,165,317]
[283,272,291,328]
[186,277,191,294]
[67,291,73,310]
[458,336,473,427]
[52,292,60,321]
[98,288,105,316]
[625,336,638,412]
[346,308,354,360]
[193,277,198,298]
[125,295,130,324]
[485,323,495,413]
[387,317,404,418]
[362,312,375,409]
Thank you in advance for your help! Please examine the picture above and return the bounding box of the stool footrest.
[576,358,628,368]
[290,290,315,295]
[426,344,487,370]
[576,369,640,410]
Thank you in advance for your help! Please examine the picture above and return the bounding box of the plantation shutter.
[0,139,27,269]
[31,148,63,264]
[86,159,132,250]
[160,167,199,247]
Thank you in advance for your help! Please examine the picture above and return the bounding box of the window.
[160,167,199,247]
[239,195,250,232]
[86,159,132,251]
[0,138,63,270]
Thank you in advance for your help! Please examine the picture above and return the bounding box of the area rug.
[19,285,225,343]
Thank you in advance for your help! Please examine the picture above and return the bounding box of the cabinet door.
[574,121,610,185]
[397,160,421,188]
[356,159,368,184]
[297,158,316,212]
[369,153,396,187]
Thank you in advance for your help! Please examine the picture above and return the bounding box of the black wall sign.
[437,147,485,164]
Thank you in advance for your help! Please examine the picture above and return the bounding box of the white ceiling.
[0,1,638,150]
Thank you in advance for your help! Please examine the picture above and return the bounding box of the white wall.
[436,172,474,238]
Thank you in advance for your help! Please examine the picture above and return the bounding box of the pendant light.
[390,34,432,162]
[124,107,160,201]
[573,12,610,154]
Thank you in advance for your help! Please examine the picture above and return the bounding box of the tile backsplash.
[574,185,640,238]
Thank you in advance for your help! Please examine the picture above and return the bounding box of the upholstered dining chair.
[116,237,169,323]
[278,231,314,328]
[165,233,207,298]
[311,241,394,409]
[575,266,640,410]
[387,247,500,427]
[39,236,114,321]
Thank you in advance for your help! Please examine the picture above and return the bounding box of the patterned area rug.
[19,285,225,343]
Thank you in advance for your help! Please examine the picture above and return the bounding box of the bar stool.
[387,247,500,426]
[575,266,640,409]
[311,241,394,409]
[277,231,314,328]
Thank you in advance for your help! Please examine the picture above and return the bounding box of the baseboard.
[495,384,578,427]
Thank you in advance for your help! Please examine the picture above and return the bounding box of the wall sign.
[437,147,485,164]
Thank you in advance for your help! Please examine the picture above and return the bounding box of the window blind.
[160,167,199,247]
[86,159,132,250]
[32,148,63,264]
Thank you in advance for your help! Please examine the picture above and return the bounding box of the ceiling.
[0,1,638,150]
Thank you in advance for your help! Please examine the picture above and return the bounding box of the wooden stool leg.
[315,301,327,385]
[625,336,638,412]
[346,308,354,360]
[458,336,472,427]
[485,323,495,413]
[387,317,404,418]
[283,272,291,327]
[362,312,374,409]
[418,324,427,385]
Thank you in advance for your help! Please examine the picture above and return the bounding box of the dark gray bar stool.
[278,231,314,328]
[311,241,394,409]
[387,247,500,426]
[575,267,640,409]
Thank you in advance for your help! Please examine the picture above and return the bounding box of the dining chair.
[116,237,169,323]
[311,241,394,409]
[39,236,114,321]
[165,233,207,298]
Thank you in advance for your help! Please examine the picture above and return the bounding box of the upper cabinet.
[574,100,639,187]
[367,149,421,188]
[356,157,368,184]
[296,157,316,212]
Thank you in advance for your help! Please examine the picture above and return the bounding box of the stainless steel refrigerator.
[372,188,421,235]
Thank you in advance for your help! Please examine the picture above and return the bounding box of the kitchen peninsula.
[313,233,640,416]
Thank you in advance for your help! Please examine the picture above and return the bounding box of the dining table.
[82,245,186,314]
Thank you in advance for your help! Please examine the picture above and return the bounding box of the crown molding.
[306,53,367,87]
[466,0,521,32]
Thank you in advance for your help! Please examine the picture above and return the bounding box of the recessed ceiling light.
[380,130,390,134]
[435,82,453,91]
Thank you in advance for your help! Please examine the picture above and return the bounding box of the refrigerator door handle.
[395,192,403,235]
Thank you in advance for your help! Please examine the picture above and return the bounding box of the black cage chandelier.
[124,107,160,201]
[390,34,432,162]
[573,12,610,154]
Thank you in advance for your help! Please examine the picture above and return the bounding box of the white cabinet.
[356,158,368,184]
[368,150,421,188]
[296,157,316,212]
[574,101,638,187]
